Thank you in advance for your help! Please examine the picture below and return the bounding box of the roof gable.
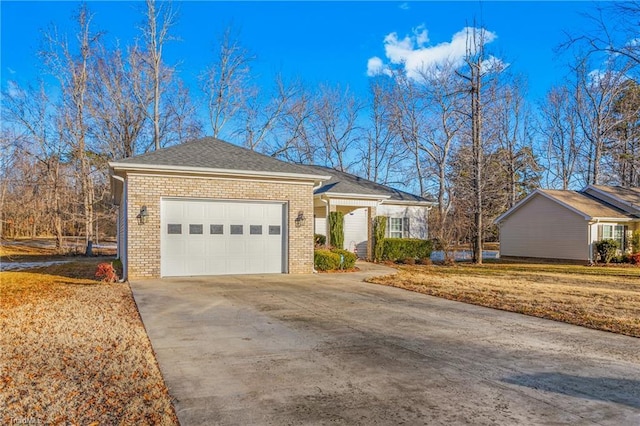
[495,188,638,224]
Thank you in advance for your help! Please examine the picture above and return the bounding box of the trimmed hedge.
[382,238,433,262]
[314,248,357,271]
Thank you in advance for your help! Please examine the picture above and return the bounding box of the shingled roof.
[539,189,637,219]
[110,137,327,178]
[304,165,434,203]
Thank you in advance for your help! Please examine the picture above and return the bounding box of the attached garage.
[109,138,329,280]
[161,199,286,276]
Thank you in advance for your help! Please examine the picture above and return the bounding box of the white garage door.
[161,199,286,276]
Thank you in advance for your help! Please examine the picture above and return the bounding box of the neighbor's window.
[389,217,408,239]
[600,224,625,249]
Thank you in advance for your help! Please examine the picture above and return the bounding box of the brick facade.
[125,173,315,279]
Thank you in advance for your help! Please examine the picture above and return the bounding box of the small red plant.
[630,253,640,265]
[95,262,118,283]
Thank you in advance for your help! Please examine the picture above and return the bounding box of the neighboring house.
[109,138,433,279]
[495,185,640,263]
[306,165,435,259]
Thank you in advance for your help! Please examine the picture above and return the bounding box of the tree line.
[1,1,639,262]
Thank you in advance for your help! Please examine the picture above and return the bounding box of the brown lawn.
[367,261,640,337]
[0,258,177,425]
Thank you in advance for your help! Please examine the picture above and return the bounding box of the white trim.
[117,171,320,187]
[109,162,330,184]
[381,200,437,207]
[316,192,390,200]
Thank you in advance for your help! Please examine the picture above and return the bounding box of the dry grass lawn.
[0,259,177,425]
[367,261,640,337]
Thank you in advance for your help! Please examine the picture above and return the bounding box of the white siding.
[377,204,430,239]
[343,207,369,258]
[500,194,589,260]
[314,206,327,236]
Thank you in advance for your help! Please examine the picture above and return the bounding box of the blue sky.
[1,1,598,106]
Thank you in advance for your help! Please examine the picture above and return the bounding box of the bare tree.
[200,25,255,139]
[89,44,151,159]
[142,0,178,150]
[493,77,539,207]
[359,77,405,185]
[540,85,584,189]
[41,4,101,255]
[2,82,69,250]
[309,84,363,171]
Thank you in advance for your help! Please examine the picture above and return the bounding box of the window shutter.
[597,224,603,240]
[403,217,410,238]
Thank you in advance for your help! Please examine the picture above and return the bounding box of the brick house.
[109,138,434,279]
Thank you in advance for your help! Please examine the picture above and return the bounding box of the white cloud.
[398,2,410,11]
[366,57,384,77]
[367,25,499,80]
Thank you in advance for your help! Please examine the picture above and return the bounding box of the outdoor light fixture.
[137,205,149,225]
[295,211,306,227]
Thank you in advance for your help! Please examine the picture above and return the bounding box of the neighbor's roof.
[588,185,640,208]
[109,137,329,180]
[540,189,636,219]
[304,164,435,204]
[495,188,638,224]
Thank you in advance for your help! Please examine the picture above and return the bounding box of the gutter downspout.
[589,218,600,264]
[314,196,330,274]
[112,175,128,282]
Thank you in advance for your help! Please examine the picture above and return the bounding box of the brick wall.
[125,173,315,279]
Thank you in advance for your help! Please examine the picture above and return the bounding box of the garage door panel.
[161,199,285,276]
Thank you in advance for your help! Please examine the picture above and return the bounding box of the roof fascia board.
[109,161,330,183]
[381,200,436,207]
[316,192,391,200]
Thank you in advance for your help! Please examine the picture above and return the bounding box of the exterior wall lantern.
[137,205,149,225]
[295,211,306,228]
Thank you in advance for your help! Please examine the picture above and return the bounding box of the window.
[250,225,262,235]
[210,224,223,235]
[189,224,203,234]
[167,224,182,234]
[600,224,625,249]
[269,225,281,235]
[230,225,243,235]
[389,217,408,239]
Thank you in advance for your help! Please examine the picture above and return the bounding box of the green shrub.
[595,239,619,264]
[314,248,357,271]
[330,248,357,269]
[382,238,433,262]
[373,216,387,262]
[329,211,344,249]
[314,233,326,246]
[631,231,640,253]
[314,249,341,271]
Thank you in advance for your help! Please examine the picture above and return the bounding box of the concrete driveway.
[131,263,640,425]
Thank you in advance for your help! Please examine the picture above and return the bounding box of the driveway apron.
[131,263,640,425]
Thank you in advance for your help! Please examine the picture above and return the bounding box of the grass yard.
[367,261,640,338]
[0,258,177,425]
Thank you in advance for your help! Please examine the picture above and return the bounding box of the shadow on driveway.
[502,373,640,409]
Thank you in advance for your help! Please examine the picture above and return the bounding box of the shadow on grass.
[502,372,640,409]
[16,257,119,282]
